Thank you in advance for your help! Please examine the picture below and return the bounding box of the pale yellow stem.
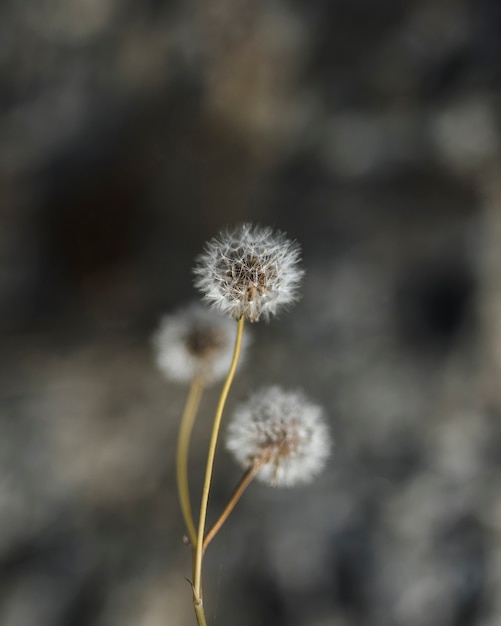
[176,374,203,547]
[192,317,245,616]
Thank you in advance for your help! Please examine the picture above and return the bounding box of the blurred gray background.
[2,0,501,624]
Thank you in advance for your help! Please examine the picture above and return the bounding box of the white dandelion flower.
[193,223,304,322]
[152,304,250,385]
[226,386,331,487]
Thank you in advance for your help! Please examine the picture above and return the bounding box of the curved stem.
[176,374,203,547]
[192,317,245,610]
[203,459,262,554]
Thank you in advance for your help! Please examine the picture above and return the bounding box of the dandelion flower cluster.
[226,386,330,487]
[153,303,249,385]
[193,223,304,322]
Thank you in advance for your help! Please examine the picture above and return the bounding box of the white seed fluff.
[226,386,331,487]
[193,223,304,322]
[152,303,249,385]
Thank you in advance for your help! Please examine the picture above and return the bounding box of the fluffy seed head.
[152,303,249,385]
[193,223,304,322]
[226,386,331,487]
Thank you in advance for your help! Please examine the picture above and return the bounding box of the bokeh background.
[2,0,501,624]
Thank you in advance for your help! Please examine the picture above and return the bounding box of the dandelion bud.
[193,223,304,322]
[226,386,330,487]
[152,304,250,385]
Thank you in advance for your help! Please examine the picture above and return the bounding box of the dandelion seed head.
[226,386,331,487]
[152,303,249,385]
[193,223,304,322]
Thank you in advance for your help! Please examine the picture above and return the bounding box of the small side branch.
[203,459,263,553]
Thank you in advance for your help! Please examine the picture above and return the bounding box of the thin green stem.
[176,374,203,547]
[203,458,263,554]
[193,598,208,626]
[192,317,245,614]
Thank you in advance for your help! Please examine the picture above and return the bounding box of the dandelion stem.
[203,458,263,554]
[193,599,208,626]
[192,316,245,616]
[176,374,203,547]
